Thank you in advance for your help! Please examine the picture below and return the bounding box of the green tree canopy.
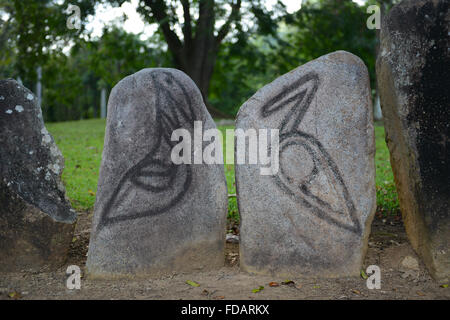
[106,0,287,117]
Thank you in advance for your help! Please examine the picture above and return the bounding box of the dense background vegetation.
[1,0,397,120]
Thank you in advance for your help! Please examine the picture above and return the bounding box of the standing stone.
[236,51,376,277]
[0,79,76,272]
[86,68,228,278]
[377,0,449,282]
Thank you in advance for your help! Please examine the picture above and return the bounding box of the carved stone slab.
[86,68,228,278]
[236,51,376,277]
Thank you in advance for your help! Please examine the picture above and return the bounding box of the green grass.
[46,119,105,211]
[374,122,400,215]
[46,119,399,218]
[218,126,239,225]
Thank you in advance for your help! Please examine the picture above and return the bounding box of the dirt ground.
[1,211,449,300]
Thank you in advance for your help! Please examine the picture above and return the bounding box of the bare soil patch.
[1,211,448,300]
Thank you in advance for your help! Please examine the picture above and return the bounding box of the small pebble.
[226,234,239,244]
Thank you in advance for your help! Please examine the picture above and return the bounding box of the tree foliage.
[106,0,285,116]
[1,0,96,83]
[0,0,390,121]
[210,0,380,114]
[285,0,378,89]
[43,27,169,121]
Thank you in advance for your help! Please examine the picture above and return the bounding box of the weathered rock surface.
[0,79,76,272]
[377,0,449,282]
[236,51,376,277]
[86,68,228,278]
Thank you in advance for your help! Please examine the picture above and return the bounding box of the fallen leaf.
[186,280,200,287]
[360,269,368,280]
[213,296,225,300]
[269,282,279,287]
[416,291,425,296]
[351,289,361,295]
[295,284,303,290]
[88,190,95,196]
[72,237,77,243]
[8,292,21,299]
[440,284,448,288]
[252,286,264,293]
[281,280,295,286]
[313,285,321,289]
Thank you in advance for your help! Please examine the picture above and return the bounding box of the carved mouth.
[131,159,177,192]
[98,162,191,228]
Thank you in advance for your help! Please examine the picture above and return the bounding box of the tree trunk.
[176,52,231,119]
[180,1,231,118]
[145,0,238,119]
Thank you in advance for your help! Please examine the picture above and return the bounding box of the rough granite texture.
[236,51,376,278]
[86,68,228,278]
[376,0,449,282]
[0,79,76,272]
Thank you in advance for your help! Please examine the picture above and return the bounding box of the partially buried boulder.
[0,79,76,272]
[377,0,449,282]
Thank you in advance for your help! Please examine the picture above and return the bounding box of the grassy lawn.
[46,119,399,219]
[374,122,400,215]
[47,119,105,211]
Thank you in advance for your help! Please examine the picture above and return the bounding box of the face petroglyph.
[87,68,228,277]
[98,71,197,229]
